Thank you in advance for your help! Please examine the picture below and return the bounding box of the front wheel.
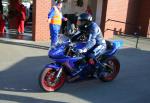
[98,56,120,82]
[39,67,65,92]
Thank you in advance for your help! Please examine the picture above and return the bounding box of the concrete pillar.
[100,0,108,36]
[147,19,150,38]
[95,0,103,26]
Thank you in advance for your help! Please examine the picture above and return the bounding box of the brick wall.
[103,0,150,39]
[33,0,51,41]
[148,19,150,38]
[104,0,129,39]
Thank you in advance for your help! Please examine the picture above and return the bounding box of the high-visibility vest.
[51,6,62,25]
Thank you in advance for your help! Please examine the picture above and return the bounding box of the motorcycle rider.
[71,13,106,57]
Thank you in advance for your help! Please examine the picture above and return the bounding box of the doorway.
[61,0,103,25]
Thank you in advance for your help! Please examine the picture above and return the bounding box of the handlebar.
[65,43,85,57]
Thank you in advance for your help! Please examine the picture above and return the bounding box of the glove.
[68,43,74,47]
[77,48,87,53]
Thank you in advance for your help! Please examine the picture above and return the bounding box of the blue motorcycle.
[39,39,122,92]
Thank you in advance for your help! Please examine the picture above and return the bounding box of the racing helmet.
[78,13,93,22]
[55,0,63,4]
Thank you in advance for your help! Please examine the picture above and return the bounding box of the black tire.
[39,67,65,92]
[98,56,120,82]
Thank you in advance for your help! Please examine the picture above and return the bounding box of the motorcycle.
[39,38,122,92]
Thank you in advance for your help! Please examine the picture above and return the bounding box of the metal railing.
[105,19,150,50]
[106,19,137,26]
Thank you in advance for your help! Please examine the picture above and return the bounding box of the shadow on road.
[0,56,49,93]
[0,39,49,50]
[0,48,150,103]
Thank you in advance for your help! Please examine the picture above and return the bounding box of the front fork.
[56,68,63,79]
[96,61,113,75]
[54,67,64,83]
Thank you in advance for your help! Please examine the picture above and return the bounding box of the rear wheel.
[98,56,120,82]
[39,67,65,92]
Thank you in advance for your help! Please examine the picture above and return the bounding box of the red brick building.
[101,0,150,39]
[1,0,150,41]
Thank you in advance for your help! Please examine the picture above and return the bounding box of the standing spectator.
[8,0,19,30]
[48,0,67,48]
[16,0,26,39]
[0,10,5,37]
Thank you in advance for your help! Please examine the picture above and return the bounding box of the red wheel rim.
[103,59,119,81]
[41,68,65,91]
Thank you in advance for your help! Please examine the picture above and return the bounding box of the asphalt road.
[0,39,150,103]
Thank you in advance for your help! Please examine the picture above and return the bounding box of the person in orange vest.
[16,0,26,39]
[0,10,5,37]
[48,0,67,48]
